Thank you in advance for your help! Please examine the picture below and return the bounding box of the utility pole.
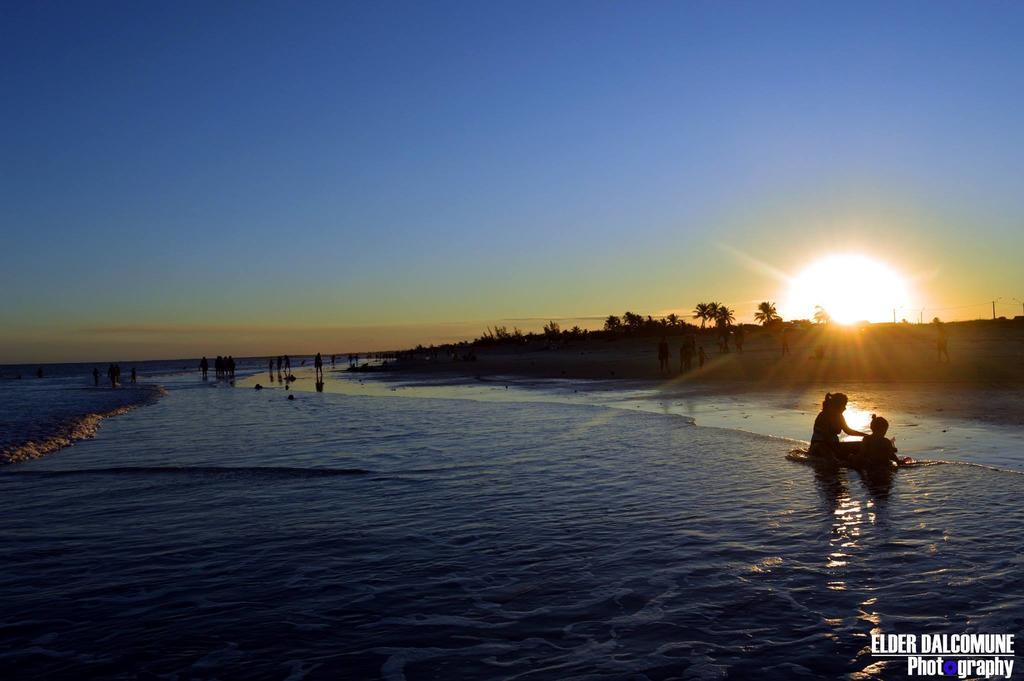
[893,308,896,324]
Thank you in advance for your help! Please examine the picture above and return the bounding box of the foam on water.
[0,358,271,464]
[1,380,1022,679]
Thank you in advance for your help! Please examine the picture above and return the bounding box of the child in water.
[857,415,899,468]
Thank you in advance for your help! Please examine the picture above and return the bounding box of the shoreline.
[241,364,1024,471]
[0,384,166,465]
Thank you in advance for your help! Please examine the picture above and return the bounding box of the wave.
[0,386,166,465]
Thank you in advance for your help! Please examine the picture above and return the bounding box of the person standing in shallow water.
[314,352,324,381]
[130,367,137,384]
[200,356,209,380]
[657,338,669,373]
[92,367,100,386]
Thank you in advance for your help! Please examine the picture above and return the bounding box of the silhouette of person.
[130,367,137,384]
[200,356,209,380]
[330,354,336,368]
[698,346,707,368]
[855,415,900,470]
[36,367,43,378]
[809,392,868,462]
[92,367,100,386]
[314,352,324,381]
[228,356,236,379]
[107,363,117,388]
[781,329,790,357]
[284,355,291,376]
[680,335,695,372]
[935,322,950,362]
[268,358,274,378]
[657,338,669,373]
[114,363,121,385]
[735,326,745,353]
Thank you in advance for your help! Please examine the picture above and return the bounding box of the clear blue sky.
[2,1,1023,360]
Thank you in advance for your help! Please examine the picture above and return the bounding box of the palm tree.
[623,311,644,330]
[754,301,781,326]
[715,305,735,328]
[813,305,831,325]
[666,313,680,327]
[692,303,711,328]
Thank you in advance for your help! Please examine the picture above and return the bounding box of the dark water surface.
[1,381,1022,679]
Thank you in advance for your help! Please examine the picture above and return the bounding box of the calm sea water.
[1,370,1022,679]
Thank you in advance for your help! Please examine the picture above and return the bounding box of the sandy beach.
[378,320,1024,384]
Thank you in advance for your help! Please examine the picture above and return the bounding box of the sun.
[783,254,911,325]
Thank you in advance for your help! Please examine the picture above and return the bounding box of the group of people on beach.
[198,356,236,380]
[268,355,293,380]
[657,336,708,374]
[92,364,135,388]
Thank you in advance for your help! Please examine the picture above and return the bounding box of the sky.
[2,1,1023,362]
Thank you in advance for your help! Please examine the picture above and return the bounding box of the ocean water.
[1,371,1023,679]
[1,358,272,463]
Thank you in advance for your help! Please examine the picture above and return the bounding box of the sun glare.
[784,254,911,325]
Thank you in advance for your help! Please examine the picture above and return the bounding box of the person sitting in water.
[809,392,868,461]
[856,415,901,469]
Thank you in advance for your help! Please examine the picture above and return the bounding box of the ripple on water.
[1,386,1022,679]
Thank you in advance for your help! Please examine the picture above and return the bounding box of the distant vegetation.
[423,302,1017,355]
[474,302,753,347]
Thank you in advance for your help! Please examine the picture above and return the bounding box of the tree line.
[473,301,789,346]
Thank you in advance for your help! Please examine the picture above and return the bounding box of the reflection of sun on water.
[784,254,911,324]
[841,403,874,437]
